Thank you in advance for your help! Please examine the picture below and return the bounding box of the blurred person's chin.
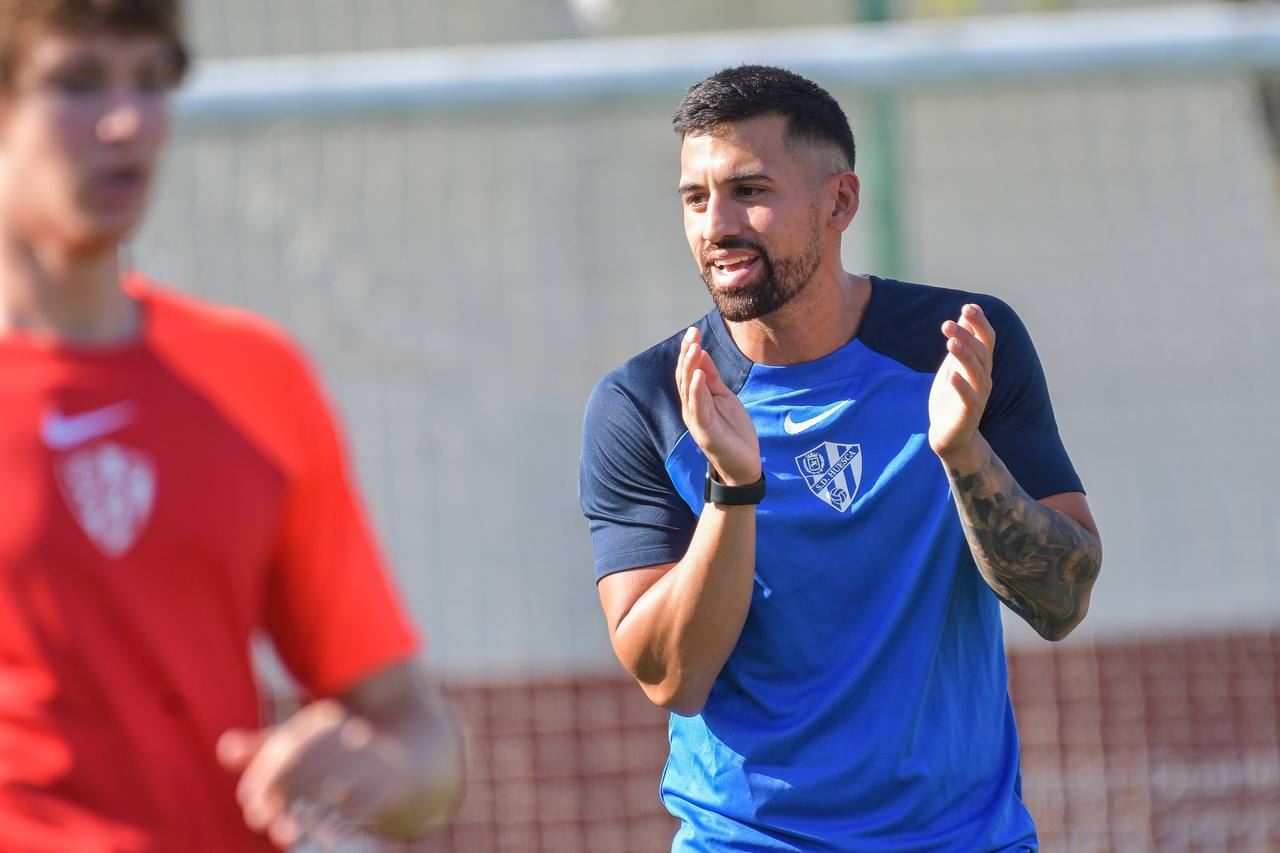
[65,217,139,255]
[16,196,148,256]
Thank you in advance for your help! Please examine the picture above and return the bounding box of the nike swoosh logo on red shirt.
[40,401,137,451]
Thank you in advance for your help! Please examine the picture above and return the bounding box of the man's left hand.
[928,303,996,473]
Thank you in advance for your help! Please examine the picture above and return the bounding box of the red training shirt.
[0,274,419,852]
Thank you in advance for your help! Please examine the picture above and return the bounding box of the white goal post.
[177,3,1280,127]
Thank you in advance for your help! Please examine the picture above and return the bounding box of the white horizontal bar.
[176,3,1280,126]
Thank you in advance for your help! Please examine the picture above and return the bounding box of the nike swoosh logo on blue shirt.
[41,401,137,451]
[782,400,853,435]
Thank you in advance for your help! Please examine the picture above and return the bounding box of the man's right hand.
[217,662,463,848]
[676,326,760,486]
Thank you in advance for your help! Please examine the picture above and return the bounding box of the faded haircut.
[672,65,856,172]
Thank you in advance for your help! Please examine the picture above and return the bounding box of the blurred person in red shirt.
[0,1,464,849]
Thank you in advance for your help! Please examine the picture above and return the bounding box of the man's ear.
[828,171,860,233]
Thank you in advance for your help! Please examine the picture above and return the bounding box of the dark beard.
[700,229,822,323]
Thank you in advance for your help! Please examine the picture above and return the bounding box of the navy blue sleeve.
[859,278,1082,500]
[580,358,697,582]
[579,313,750,582]
[978,299,1083,499]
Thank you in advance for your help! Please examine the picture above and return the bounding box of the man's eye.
[51,70,106,95]
[137,65,177,93]
[685,195,707,208]
[737,186,764,199]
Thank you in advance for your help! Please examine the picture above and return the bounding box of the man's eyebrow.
[52,55,105,72]
[678,172,773,195]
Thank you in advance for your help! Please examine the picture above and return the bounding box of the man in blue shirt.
[579,66,1103,851]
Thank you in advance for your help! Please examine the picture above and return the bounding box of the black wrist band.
[704,462,766,506]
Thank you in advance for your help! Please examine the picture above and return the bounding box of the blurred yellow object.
[919,0,1066,17]
[920,0,980,17]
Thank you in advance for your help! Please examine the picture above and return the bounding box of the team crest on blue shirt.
[795,442,863,513]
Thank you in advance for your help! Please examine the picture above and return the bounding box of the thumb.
[216,727,271,773]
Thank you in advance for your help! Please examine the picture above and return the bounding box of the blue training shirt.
[579,277,1083,852]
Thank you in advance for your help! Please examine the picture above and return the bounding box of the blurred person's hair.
[673,65,856,172]
[0,0,189,91]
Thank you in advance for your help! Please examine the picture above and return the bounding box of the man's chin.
[64,216,140,256]
[709,285,780,323]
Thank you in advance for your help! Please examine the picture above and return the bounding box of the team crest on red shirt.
[795,441,863,513]
[55,441,157,558]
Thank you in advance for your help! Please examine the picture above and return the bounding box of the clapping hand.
[928,303,996,473]
[676,327,761,487]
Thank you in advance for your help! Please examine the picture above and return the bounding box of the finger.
[237,702,345,825]
[270,721,363,808]
[944,334,988,394]
[942,320,991,373]
[286,715,376,802]
[237,735,296,817]
[948,367,982,408]
[267,809,303,849]
[953,315,991,371]
[217,727,270,773]
[688,368,714,432]
[959,304,996,355]
[676,327,697,401]
[945,319,989,364]
[279,713,397,839]
[244,769,341,843]
[694,346,731,396]
[681,342,706,419]
[243,787,288,835]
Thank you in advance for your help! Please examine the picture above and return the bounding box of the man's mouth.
[102,165,144,189]
[707,251,762,288]
[87,165,148,207]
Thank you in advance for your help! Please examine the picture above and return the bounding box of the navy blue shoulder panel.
[580,311,750,580]
[859,277,1084,499]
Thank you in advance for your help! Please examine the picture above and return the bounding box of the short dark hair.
[672,65,856,172]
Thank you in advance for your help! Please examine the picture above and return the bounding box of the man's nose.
[96,92,145,143]
[702,192,742,244]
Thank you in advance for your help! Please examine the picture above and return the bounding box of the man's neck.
[725,268,872,366]
[0,234,138,345]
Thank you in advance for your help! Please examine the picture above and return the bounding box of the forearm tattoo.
[948,448,1102,640]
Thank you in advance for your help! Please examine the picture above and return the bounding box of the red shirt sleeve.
[263,354,419,698]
